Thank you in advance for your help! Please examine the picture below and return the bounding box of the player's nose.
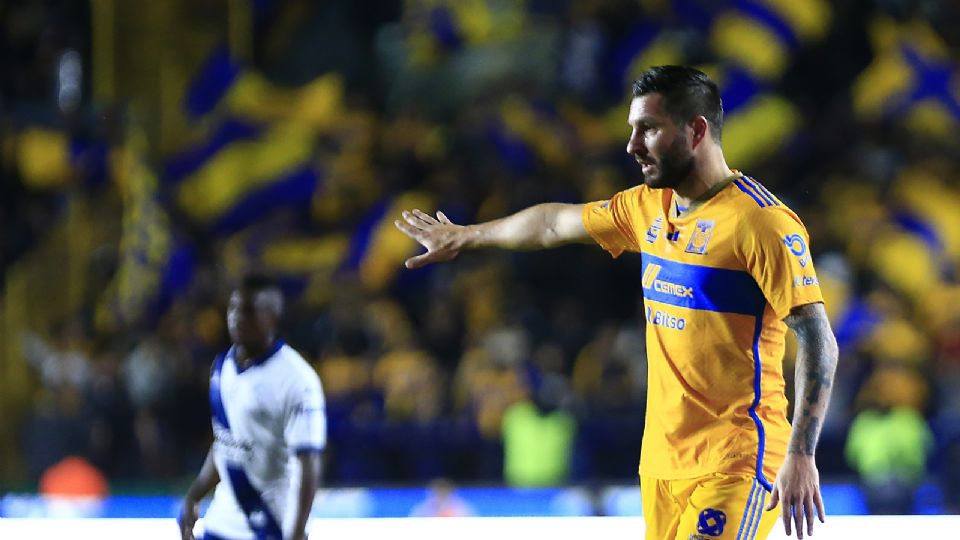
[626,130,645,157]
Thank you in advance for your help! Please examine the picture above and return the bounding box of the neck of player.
[672,146,733,209]
[236,338,275,368]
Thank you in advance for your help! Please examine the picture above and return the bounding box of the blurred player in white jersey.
[179,274,326,540]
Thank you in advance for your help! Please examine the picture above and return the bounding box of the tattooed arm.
[765,302,839,539]
[786,302,839,455]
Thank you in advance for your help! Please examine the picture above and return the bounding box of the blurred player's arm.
[767,301,839,538]
[291,451,322,540]
[395,204,591,269]
[180,447,220,540]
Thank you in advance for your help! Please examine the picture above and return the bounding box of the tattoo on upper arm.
[784,302,838,455]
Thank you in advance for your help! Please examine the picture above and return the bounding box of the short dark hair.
[240,272,281,294]
[238,273,284,315]
[632,66,723,141]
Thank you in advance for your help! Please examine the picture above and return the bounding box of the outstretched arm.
[180,447,220,540]
[766,302,839,539]
[394,204,591,269]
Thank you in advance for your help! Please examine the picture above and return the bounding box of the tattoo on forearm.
[790,414,820,455]
[784,303,838,456]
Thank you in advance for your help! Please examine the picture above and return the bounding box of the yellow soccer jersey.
[582,173,823,490]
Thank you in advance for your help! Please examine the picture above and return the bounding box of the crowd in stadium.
[2,0,959,515]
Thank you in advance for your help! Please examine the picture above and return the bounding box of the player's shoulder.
[274,343,311,370]
[728,175,803,225]
[729,175,783,210]
[604,183,655,209]
[274,343,321,383]
[626,183,653,200]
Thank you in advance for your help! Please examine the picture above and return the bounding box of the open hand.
[765,454,825,538]
[394,209,466,269]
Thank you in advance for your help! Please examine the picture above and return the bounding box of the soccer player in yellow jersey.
[395,65,838,540]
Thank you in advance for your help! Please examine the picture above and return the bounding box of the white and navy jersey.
[202,340,326,540]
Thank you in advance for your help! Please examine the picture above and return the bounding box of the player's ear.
[689,115,709,148]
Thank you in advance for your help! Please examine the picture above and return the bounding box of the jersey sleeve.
[283,365,327,454]
[581,187,645,258]
[737,207,824,320]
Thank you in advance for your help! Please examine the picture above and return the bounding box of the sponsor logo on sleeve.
[293,403,323,416]
[784,233,809,267]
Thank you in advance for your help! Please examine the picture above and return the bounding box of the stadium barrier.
[1,516,959,540]
[1,483,889,518]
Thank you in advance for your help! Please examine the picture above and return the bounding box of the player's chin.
[642,174,666,189]
[230,329,259,348]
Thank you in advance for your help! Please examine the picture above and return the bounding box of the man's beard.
[641,134,695,190]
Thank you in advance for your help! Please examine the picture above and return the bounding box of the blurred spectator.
[37,456,109,518]
[20,387,89,482]
[39,455,108,498]
[572,322,646,480]
[502,367,576,487]
[122,336,173,412]
[409,478,475,517]
[83,345,136,479]
[374,348,444,422]
[22,320,92,392]
[453,327,528,440]
[845,365,935,514]
[122,338,173,478]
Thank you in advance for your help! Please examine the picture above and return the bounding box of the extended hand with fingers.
[394,209,467,269]
[766,455,825,539]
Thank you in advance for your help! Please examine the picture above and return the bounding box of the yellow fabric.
[867,225,939,301]
[711,13,788,79]
[905,99,956,139]
[17,128,71,189]
[96,129,172,330]
[818,270,851,326]
[624,34,684,85]
[359,191,435,292]
[453,348,525,439]
[582,175,823,483]
[175,120,314,222]
[261,234,350,273]
[722,95,800,168]
[863,317,930,365]
[761,0,831,41]
[317,355,370,399]
[641,473,778,540]
[892,165,960,261]
[224,71,344,129]
[853,16,958,137]
[855,365,929,412]
[499,96,569,168]
[374,349,442,421]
